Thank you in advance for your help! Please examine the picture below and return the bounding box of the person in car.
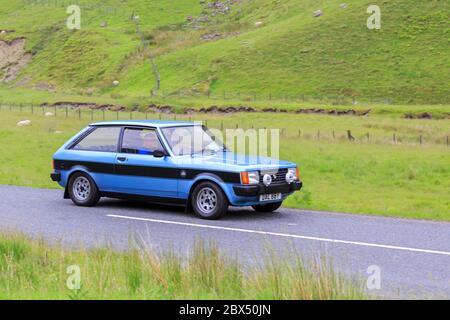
[138,130,160,155]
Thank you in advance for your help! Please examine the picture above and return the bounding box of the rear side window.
[121,128,164,155]
[71,127,121,152]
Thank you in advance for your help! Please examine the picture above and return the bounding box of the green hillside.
[0,0,448,104]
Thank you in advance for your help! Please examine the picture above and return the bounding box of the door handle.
[117,156,127,162]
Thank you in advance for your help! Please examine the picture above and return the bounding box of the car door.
[113,127,178,198]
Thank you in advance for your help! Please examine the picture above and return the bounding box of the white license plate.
[259,193,282,202]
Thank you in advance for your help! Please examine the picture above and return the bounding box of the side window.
[71,127,121,152]
[121,128,164,155]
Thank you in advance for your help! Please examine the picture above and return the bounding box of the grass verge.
[0,232,366,299]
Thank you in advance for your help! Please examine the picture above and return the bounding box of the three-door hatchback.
[51,120,302,219]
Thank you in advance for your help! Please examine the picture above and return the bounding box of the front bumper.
[233,181,302,197]
[50,172,61,182]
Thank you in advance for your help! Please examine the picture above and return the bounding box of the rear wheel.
[192,182,228,220]
[252,201,282,212]
[68,172,100,207]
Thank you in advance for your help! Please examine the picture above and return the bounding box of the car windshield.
[161,125,226,156]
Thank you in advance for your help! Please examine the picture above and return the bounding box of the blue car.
[50,120,302,219]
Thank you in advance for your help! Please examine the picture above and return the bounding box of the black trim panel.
[50,172,61,182]
[54,160,114,174]
[115,164,180,179]
[53,159,241,183]
[233,181,302,197]
[102,192,186,206]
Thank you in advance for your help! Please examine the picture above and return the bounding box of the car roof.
[90,120,198,128]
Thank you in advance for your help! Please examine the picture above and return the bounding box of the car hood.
[175,152,296,171]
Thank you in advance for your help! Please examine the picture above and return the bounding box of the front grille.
[259,168,289,184]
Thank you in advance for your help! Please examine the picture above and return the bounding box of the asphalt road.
[0,185,449,299]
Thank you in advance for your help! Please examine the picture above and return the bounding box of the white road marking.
[107,214,450,256]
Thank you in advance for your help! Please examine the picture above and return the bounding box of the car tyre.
[192,182,228,220]
[68,172,100,207]
[252,201,282,212]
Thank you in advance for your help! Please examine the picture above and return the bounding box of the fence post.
[116,111,119,120]
[347,130,355,141]
[145,111,148,119]
[66,106,68,118]
[419,135,422,145]
[78,108,81,120]
[103,109,105,120]
[333,130,335,139]
[31,104,34,114]
[366,132,370,141]
[298,129,301,137]
[54,105,57,116]
[447,136,449,147]
[91,109,94,121]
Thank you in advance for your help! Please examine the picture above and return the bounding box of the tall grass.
[0,233,366,300]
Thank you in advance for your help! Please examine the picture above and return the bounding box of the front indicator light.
[240,172,249,185]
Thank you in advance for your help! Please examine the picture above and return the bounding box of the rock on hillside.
[0,38,32,83]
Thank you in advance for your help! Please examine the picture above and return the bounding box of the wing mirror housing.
[153,150,167,158]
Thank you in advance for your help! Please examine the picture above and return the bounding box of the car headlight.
[240,171,260,185]
[286,168,299,183]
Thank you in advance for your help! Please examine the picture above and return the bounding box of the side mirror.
[153,150,166,158]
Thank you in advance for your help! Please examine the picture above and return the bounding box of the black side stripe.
[54,160,241,183]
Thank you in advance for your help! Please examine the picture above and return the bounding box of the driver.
[138,130,160,155]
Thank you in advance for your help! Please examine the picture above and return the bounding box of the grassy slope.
[0,0,449,104]
[0,233,365,299]
[0,0,202,91]
[0,109,448,221]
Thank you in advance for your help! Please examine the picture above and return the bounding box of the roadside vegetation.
[0,108,448,221]
[0,232,366,299]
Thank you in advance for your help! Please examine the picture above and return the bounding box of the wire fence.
[155,87,450,106]
[1,103,448,147]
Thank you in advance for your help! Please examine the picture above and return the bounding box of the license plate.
[259,193,282,202]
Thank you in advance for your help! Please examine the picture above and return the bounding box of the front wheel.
[192,182,228,220]
[68,172,100,207]
[252,201,282,212]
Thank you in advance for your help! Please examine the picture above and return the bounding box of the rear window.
[71,127,121,152]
